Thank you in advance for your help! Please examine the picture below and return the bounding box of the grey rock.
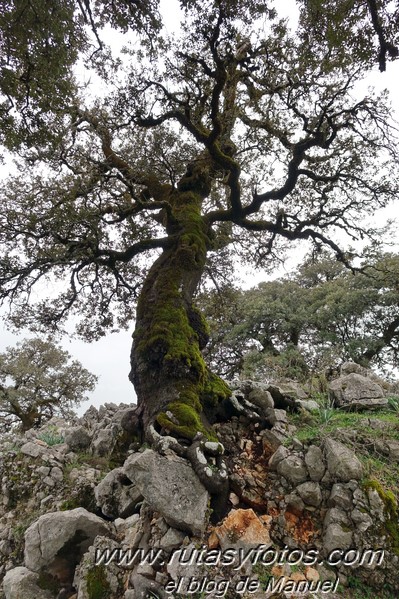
[43,476,56,487]
[91,427,118,456]
[323,438,363,482]
[340,361,365,375]
[366,487,385,521]
[94,467,142,519]
[37,466,51,476]
[124,449,209,536]
[328,484,353,510]
[304,445,325,481]
[248,385,274,412]
[329,373,387,410]
[267,382,307,409]
[268,445,290,470]
[323,523,353,555]
[159,527,187,551]
[264,408,288,426]
[20,442,47,458]
[74,536,122,599]
[64,426,92,451]
[24,508,111,572]
[50,466,63,482]
[277,454,308,485]
[3,567,53,599]
[384,440,399,462]
[296,481,322,507]
[285,493,305,512]
[296,399,320,412]
[261,428,286,452]
[324,507,351,529]
[351,508,373,532]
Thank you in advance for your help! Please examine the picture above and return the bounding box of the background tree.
[0,0,398,462]
[0,338,97,431]
[200,251,399,380]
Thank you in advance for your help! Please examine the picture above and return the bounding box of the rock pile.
[0,367,398,598]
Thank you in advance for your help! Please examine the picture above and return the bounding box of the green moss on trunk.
[131,185,230,442]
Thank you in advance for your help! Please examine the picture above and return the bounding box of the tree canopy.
[199,251,399,380]
[0,0,398,461]
[0,337,97,431]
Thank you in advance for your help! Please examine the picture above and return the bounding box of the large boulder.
[123,449,209,536]
[328,373,387,410]
[24,508,111,574]
[3,567,53,599]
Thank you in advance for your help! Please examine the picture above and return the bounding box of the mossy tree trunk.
[130,163,230,442]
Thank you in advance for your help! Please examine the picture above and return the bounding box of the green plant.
[316,395,337,424]
[387,396,399,413]
[253,563,274,586]
[86,565,111,599]
[346,575,397,599]
[37,425,64,446]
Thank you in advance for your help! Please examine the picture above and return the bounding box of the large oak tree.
[0,0,398,487]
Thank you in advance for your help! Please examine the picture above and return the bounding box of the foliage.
[86,565,111,599]
[0,0,398,440]
[345,575,397,599]
[0,0,161,149]
[388,396,399,413]
[0,338,97,431]
[299,0,399,73]
[200,251,399,379]
[37,425,65,446]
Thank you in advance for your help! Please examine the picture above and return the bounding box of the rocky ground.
[0,362,398,598]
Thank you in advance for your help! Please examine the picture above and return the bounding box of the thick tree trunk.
[130,169,230,443]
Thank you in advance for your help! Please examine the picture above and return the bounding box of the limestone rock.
[24,508,111,573]
[328,483,353,510]
[296,399,320,412]
[268,445,290,470]
[277,454,308,485]
[340,361,366,375]
[323,438,363,482]
[3,567,53,599]
[323,523,353,555]
[328,373,387,410]
[247,385,274,413]
[296,481,322,507]
[94,467,142,519]
[267,382,307,408]
[123,449,209,536]
[20,441,47,459]
[91,427,118,457]
[304,445,325,482]
[263,408,288,426]
[64,427,92,451]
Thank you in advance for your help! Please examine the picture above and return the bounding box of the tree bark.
[130,163,231,443]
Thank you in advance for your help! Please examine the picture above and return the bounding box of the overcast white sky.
[1,1,398,415]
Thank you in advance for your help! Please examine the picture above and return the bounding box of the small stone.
[277,454,308,485]
[304,445,325,482]
[296,481,322,507]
